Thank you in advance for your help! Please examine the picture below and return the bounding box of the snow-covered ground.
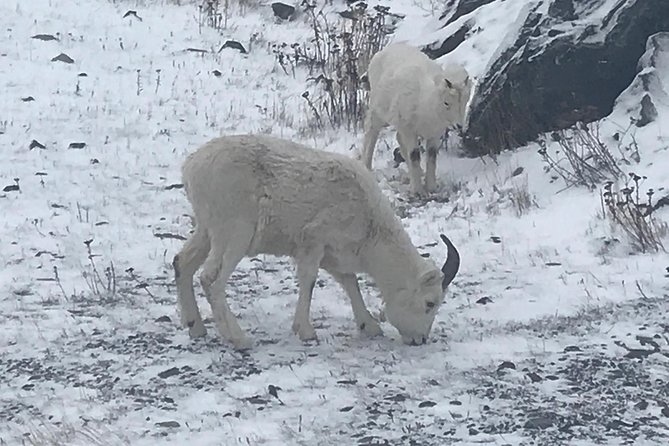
[1,0,668,445]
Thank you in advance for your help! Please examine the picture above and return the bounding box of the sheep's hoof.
[411,185,428,199]
[292,322,318,342]
[230,335,253,351]
[188,323,207,338]
[359,319,383,337]
[425,180,438,193]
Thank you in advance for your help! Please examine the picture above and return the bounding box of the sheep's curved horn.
[440,234,460,290]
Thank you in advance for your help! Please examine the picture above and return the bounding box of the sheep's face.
[384,269,445,345]
[435,74,472,130]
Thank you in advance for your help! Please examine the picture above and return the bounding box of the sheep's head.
[435,69,473,131]
[384,234,460,345]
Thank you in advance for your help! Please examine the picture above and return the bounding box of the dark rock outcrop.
[613,32,669,128]
[438,0,495,26]
[425,0,669,156]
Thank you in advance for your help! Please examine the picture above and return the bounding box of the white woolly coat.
[182,135,437,287]
[366,43,471,138]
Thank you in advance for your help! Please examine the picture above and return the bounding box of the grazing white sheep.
[173,134,460,350]
[362,43,473,196]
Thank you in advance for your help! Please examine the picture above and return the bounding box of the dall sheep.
[362,43,473,196]
[173,134,460,350]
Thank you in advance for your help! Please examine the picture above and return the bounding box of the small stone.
[337,379,357,385]
[29,139,46,150]
[418,400,437,408]
[271,2,295,20]
[157,367,180,379]
[51,53,74,64]
[219,40,246,54]
[497,361,516,371]
[32,34,58,41]
[154,315,171,323]
[525,415,555,429]
[527,372,542,383]
[476,296,493,305]
[155,421,180,428]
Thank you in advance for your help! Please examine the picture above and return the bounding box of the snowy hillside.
[1,0,668,445]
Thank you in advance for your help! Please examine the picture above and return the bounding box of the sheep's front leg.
[398,130,426,197]
[425,138,440,193]
[292,250,323,341]
[328,271,382,337]
[200,230,253,350]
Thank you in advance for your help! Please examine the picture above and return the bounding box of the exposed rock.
[612,32,669,128]
[423,21,471,60]
[637,94,658,127]
[439,0,495,25]
[548,0,576,21]
[424,0,669,155]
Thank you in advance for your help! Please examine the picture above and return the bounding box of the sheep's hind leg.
[362,113,383,170]
[328,271,382,338]
[292,248,324,342]
[174,226,209,338]
[398,130,427,197]
[425,138,440,193]
[199,226,253,350]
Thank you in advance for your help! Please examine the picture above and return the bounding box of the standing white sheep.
[362,43,473,196]
[173,134,460,350]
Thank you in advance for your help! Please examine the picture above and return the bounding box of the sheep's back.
[182,135,400,256]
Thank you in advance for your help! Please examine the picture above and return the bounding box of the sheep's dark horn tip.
[440,234,460,290]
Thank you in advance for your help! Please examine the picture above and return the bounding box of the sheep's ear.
[419,269,442,290]
[444,78,454,89]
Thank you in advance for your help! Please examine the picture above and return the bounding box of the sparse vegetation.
[82,239,118,301]
[273,2,394,132]
[601,174,667,253]
[539,121,666,253]
[538,122,623,189]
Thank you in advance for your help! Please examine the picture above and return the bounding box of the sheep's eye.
[444,101,450,108]
[426,301,436,311]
